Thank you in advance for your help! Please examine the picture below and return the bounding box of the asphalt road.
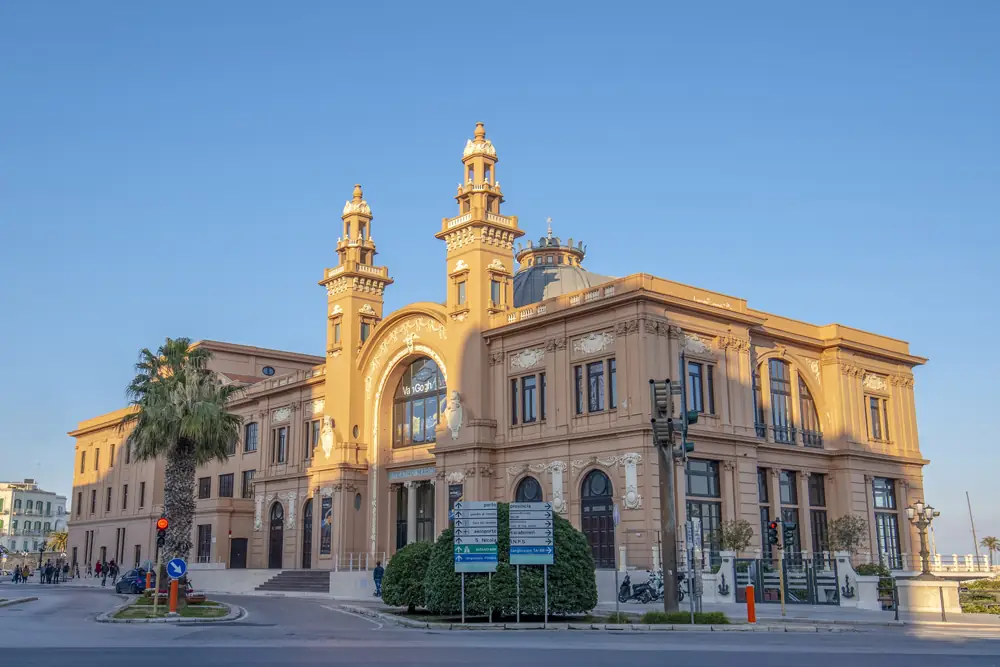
[1,583,998,666]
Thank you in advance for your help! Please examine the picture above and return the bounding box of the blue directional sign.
[166,558,187,579]
[454,502,497,573]
[509,502,554,565]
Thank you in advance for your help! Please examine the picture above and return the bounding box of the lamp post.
[905,501,940,579]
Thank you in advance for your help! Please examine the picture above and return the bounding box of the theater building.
[68,123,928,573]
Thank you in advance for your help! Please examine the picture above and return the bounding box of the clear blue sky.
[1,2,997,555]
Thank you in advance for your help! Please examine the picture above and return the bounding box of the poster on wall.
[320,496,333,555]
[448,484,463,528]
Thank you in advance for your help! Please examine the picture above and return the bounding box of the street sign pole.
[151,554,162,618]
[461,572,465,624]
[613,503,620,621]
[516,565,520,624]
[543,564,548,629]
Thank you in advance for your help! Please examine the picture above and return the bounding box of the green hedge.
[382,541,433,612]
[640,610,729,625]
[423,503,597,616]
[967,578,1000,591]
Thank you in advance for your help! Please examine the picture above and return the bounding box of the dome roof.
[513,263,613,307]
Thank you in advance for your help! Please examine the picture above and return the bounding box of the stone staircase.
[255,569,330,593]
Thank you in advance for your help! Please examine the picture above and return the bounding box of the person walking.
[86,562,92,578]
[100,561,108,587]
[373,561,384,597]
[94,560,102,580]
[74,562,80,580]
[12,566,20,584]
[63,563,70,582]
[109,560,119,584]
[21,565,29,583]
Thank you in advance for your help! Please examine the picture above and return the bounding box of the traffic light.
[156,516,168,548]
[767,521,779,546]
[685,409,699,425]
[680,441,695,454]
[782,523,796,550]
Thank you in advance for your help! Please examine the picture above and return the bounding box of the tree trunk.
[164,445,196,561]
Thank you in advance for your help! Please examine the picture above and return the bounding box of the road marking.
[321,604,383,629]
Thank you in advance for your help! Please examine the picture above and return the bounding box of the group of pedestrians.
[90,559,120,586]
[38,560,69,584]
[9,565,31,583]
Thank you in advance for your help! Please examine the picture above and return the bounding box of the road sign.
[454,502,497,573]
[166,558,187,579]
[509,502,554,565]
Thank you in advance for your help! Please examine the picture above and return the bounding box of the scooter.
[617,572,657,603]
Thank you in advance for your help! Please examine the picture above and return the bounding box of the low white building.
[0,479,67,556]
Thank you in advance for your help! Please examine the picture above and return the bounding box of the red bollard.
[145,571,152,591]
[746,584,756,623]
[168,580,179,614]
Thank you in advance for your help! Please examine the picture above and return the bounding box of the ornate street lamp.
[905,501,940,579]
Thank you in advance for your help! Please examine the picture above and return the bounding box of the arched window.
[798,377,822,447]
[515,477,543,503]
[581,470,615,568]
[393,357,446,447]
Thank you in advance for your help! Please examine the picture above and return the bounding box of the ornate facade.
[68,124,928,573]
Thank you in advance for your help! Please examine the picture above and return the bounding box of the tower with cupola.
[318,184,393,461]
[435,123,524,444]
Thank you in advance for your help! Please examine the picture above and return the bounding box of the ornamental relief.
[572,331,614,356]
[682,333,711,355]
[272,406,292,423]
[862,373,888,392]
[509,347,545,371]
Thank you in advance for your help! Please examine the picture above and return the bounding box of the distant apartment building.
[0,479,67,554]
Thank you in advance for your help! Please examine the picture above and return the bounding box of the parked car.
[115,568,155,594]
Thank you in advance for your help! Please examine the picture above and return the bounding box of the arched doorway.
[302,498,313,569]
[268,502,284,569]
[581,470,615,568]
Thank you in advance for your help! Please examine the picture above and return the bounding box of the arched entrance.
[302,498,313,569]
[581,470,615,568]
[268,502,284,569]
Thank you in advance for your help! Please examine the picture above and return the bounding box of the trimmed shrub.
[382,541,433,612]
[967,578,1000,591]
[423,503,598,616]
[606,612,630,623]
[640,610,729,625]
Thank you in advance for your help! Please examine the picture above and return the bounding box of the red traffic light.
[156,518,169,530]
[769,521,779,530]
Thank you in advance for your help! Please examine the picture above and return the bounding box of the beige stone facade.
[68,124,929,573]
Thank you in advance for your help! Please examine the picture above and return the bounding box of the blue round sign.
[166,558,187,579]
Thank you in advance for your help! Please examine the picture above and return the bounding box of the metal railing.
[851,551,1000,574]
[332,552,387,571]
[754,423,824,449]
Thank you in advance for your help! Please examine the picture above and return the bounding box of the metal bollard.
[746,584,756,624]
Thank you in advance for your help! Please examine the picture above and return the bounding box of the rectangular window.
[360,321,371,342]
[95,448,100,471]
[759,506,772,560]
[539,372,547,421]
[110,443,115,468]
[769,359,794,442]
[811,509,829,554]
[226,434,237,456]
[608,358,617,410]
[304,419,320,459]
[522,375,537,423]
[197,524,212,564]
[139,482,146,508]
[808,474,826,507]
[875,512,902,569]
[271,426,288,464]
[490,279,501,305]
[587,361,605,412]
[686,499,722,564]
[867,396,889,441]
[88,489,95,514]
[241,470,256,499]
[125,443,131,464]
[122,484,128,511]
[198,477,211,500]
[781,507,801,553]
[218,473,234,498]
[685,459,720,498]
[105,487,112,512]
[457,280,466,306]
[757,468,769,503]
[872,477,896,510]
[510,378,518,425]
[334,322,341,344]
[779,470,797,505]
[687,362,704,413]
[574,366,584,415]
[707,365,715,415]
[752,371,766,437]
[244,423,259,453]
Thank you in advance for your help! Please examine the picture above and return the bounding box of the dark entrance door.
[229,538,248,569]
[268,503,284,569]
[302,498,313,569]
[581,470,615,568]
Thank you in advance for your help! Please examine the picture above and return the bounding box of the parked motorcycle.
[617,572,657,603]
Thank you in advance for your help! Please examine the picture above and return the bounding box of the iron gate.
[734,556,839,605]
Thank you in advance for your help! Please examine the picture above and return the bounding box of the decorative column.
[797,473,813,557]
[405,481,417,545]
[722,460,737,522]
[864,475,878,558]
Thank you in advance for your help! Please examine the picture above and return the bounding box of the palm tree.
[48,531,68,554]
[120,337,243,561]
[981,536,1000,568]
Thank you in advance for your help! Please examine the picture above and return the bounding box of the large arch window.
[393,357,446,447]
[798,377,822,447]
[515,476,543,503]
[756,358,823,448]
[768,359,794,443]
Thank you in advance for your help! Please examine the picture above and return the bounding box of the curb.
[0,597,38,608]
[337,605,859,633]
[95,595,246,624]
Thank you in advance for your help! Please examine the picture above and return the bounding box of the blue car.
[115,568,154,594]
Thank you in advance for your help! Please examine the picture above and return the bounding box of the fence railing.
[851,551,1000,574]
[332,552,386,571]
